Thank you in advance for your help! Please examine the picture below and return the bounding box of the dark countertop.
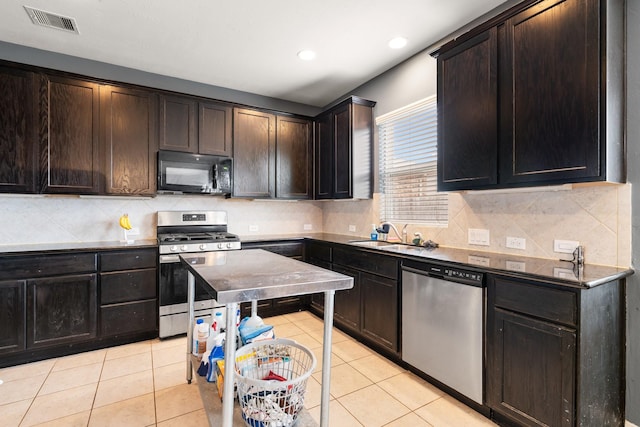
[180,249,354,304]
[303,233,634,289]
[1,233,632,289]
[0,239,158,256]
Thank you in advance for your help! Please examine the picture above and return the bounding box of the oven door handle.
[160,254,181,263]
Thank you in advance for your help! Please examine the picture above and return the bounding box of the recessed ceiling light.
[297,50,316,61]
[388,37,408,49]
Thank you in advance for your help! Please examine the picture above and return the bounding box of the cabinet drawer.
[333,247,398,280]
[100,269,157,304]
[305,242,332,263]
[0,253,97,280]
[493,277,576,326]
[100,249,157,272]
[101,299,157,337]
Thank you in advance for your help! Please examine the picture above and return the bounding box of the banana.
[119,213,132,230]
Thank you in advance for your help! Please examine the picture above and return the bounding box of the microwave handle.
[212,164,218,189]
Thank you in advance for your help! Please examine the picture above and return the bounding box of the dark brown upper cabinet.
[101,85,158,195]
[435,0,625,191]
[437,29,498,191]
[158,94,232,157]
[233,108,313,199]
[0,66,38,193]
[275,115,312,199]
[40,75,101,194]
[314,96,376,200]
[233,107,276,198]
[158,94,197,153]
[199,101,232,156]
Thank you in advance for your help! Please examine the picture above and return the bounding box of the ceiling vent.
[24,6,79,34]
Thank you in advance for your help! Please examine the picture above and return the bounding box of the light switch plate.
[248,225,259,232]
[303,224,312,231]
[348,225,356,232]
[468,228,490,246]
[554,239,579,254]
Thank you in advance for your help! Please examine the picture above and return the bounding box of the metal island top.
[180,249,354,427]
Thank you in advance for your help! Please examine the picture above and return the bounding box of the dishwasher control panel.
[403,260,484,287]
[445,268,483,283]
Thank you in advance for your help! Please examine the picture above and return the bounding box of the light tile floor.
[0,311,497,426]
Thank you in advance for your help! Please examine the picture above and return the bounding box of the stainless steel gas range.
[157,210,240,338]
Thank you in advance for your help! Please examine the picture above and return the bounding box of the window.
[377,95,448,226]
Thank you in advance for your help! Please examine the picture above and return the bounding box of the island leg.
[320,290,335,427]
[221,302,238,427]
[186,271,196,384]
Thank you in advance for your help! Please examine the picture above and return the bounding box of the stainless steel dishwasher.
[401,260,484,404]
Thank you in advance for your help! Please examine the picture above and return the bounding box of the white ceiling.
[0,0,511,107]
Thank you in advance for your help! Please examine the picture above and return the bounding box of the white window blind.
[377,95,448,226]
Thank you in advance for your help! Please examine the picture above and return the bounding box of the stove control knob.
[226,243,233,249]
[180,245,188,251]
[200,244,207,250]
[216,243,222,249]
[170,245,178,252]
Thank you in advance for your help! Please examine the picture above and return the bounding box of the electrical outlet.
[348,225,356,232]
[506,236,526,250]
[468,228,490,246]
[303,224,312,231]
[554,239,579,254]
[248,225,259,232]
[506,261,526,272]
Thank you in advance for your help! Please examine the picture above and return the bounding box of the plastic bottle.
[370,224,378,241]
[206,312,223,352]
[192,318,209,357]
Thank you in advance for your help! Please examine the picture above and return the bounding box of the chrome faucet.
[378,222,404,242]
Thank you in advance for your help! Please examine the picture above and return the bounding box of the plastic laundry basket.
[234,338,316,427]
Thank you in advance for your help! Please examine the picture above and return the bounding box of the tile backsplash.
[0,183,631,267]
[0,194,323,245]
[322,184,632,267]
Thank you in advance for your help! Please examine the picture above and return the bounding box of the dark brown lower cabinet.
[0,247,157,368]
[489,309,576,426]
[360,272,397,351]
[486,274,624,427]
[331,264,361,332]
[305,242,400,355]
[27,273,98,349]
[239,241,308,317]
[0,280,26,354]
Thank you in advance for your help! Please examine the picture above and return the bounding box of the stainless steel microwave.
[157,151,232,195]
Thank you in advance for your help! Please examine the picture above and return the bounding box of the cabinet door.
[276,116,312,199]
[0,280,25,354]
[331,264,360,332]
[158,94,197,153]
[500,0,600,185]
[101,85,158,195]
[437,28,498,191]
[487,309,575,427]
[314,112,333,199]
[0,66,37,193]
[199,102,232,156]
[360,272,397,351]
[233,108,275,198]
[41,75,101,194]
[333,104,352,199]
[26,273,98,348]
